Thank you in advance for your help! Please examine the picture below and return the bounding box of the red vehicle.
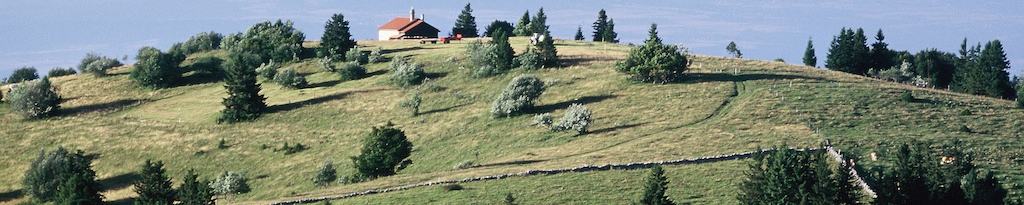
[420,33,463,44]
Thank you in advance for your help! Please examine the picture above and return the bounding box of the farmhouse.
[378,8,440,40]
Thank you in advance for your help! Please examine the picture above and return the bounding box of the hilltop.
[1,37,1022,204]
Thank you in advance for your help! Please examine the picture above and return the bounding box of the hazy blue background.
[2,0,1021,79]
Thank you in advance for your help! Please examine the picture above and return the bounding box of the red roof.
[378,17,425,32]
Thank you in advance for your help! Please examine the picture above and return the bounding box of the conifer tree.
[513,11,532,36]
[530,8,548,34]
[53,150,103,205]
[178,169,215,205]
[870,29,894,70]
[319,13,356,61]
[535,31,558,67]
[803,38,817,67]
[615,24,687,83]
[218,51,267,123]
[602,19,618,43]
[826,28,870,75]
[952,39,1013,98]
[134,160,175,205]
[452,3,478,38]
[490,29,515,71]
[638,165,674,205]
[574,26,584,41]
[351,123,414,178]
[592,9,608,42]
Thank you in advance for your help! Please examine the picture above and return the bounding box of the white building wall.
[378,30,401,40]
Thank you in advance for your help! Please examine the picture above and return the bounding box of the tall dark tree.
[826,28,870,75]
[535,31,558,67]
[513,11,532,36]
[530,8,548,34]
[490,29,515,71]
[574,26,585,41]
[592,9,608,42]
[913,49,957,88]
[602,19,618,43]
[804,38,817,67]
[351,123,414,178]
[7,67,39,83]
[737,147,861,205]
[134,160,175,205]
[952,39,1013,99]
[870,29,894,70]
[483,20,513,37]
[726,41,742,58]
[178,169,215,205]
[218,51,267,123]
[52,150,104,205]
[452,3,479,38]
[319,13,356,61]
[638,165,674,205]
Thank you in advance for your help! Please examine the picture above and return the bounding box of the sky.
[1,0,1022,79]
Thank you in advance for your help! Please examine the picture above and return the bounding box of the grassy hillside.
[1,37,1021,204]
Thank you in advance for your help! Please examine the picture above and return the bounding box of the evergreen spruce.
[870,29,894,71]
[803,38,817,67]
[483,20,513,37]
[218,51,267,123]
[134,160,175,205]
[53,150,103,205]
[452,3,478,38]
[319,13,356,61]
[513,11,532,36]
[952,39,1013,99]
[351,123,414,178]
[574,26,584,41]
[592,9,608,42]
[530,8,548,34]
[602,19,618,43]
[826,28,871,75]
[638,165,674,205]
[615,24,687,83]
[490,29,515,72]
[535,31,559,67]
[178,169,215,205]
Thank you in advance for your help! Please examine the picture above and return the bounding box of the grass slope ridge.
[0,38,1021,204]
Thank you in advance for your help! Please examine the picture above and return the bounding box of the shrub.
[388,55,408,72]
[471,65,496,79]
[23,147,70,202]
[615,24,687,83]
[24,147,102,203]
[313,160,337,188]
[531,113,553,127]
[131,46,182,88]
[7,67,39,83]
[466,30,514,73]
[491,75,546,117]
[959,125,972,133]
[553,103,592,134]
[345,46,367,64]
[274,68,307,89]
[338,172,367,185]
[514,48,542,70]
[209,171,250,195]
[8,78,60,119]
[398,91,421,116]
[173,31,223,55]
[218,138,228,149]
[453,160,474,169]
[504,193,518,205]
[277,142,308,154]
[389,61,425,87]
[255,60,279,80]
[336,61,365,81]
[959,109,972,115]
[319,57,337,72]
[368,46,384,63]
[229,20,305,63]
[351,123,413,178]
[46,67,77,78]
[78,53,123,76]
[442,184,464,191]
[900,92,914,102]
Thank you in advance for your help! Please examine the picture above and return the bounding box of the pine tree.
[952,39,1013,99]
[530,8,548,34]
[178,169,215,205]
[870,29,893,71]
[826,28,870,75]
[726,41,742,58]
[452,3,478,38]
[53,150,103,205]
[490,29,515,72]
[351,123,414,178]
[615,24,687,83]
[803,38,817,67]
[313,160,337,188]
[513,11,531,36]
[638,165,674,205]
[319,13,356,61]
[602,18,618,43]
[134,160,175,205]
[574,26,584,41]
[535,31,558,67]
[592,9,608,42]
[218,51,267,123]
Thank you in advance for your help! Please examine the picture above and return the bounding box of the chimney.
[420,14,425,21]
[410,7,415,20]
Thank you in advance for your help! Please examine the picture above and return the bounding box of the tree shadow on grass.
[106,197,135,205]
[419,103,471,115]
[98,172,141,192]
[683,73,828,84]
[0,189,22,203]
[532,95,618,114]
[307,79,343,88]
[383,46,438,55]
[267,88,395,113]
[473,159,548,169]
[589,122,649,134]
[61,99,148,116]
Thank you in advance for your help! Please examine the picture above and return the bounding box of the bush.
[470,65,496,79]
[8,78,60,119]
[209,171,250,195]
[178,169,215,205]
[514,49,541,70]
[78,53,123,76]
[351,123,413,178]
[23,147,70,202]
[466,30,514,74]
[131,46,182,88]
[336,61,366,81]
[312,160,337,188]
[959,125,972,133]
[276,142,308,154]
[389,60,425,88]
[900,92,914,102]
[552,103,592,134]
[345,46,367,64]
[227,20,305,63]
[388,55,409,72]
[531,113,553,127]
[176,31,223,55]
[959,109,972,115]
[615,24,687,83]
[491,75,546,117]
[46,67,77,78]
[255,60,279,80]
[23,147,102,203]
[274,68,307,89]
[442,184,464,191]
[368,46,384,63]
[398,91,421,116]
[7,67,39,83]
